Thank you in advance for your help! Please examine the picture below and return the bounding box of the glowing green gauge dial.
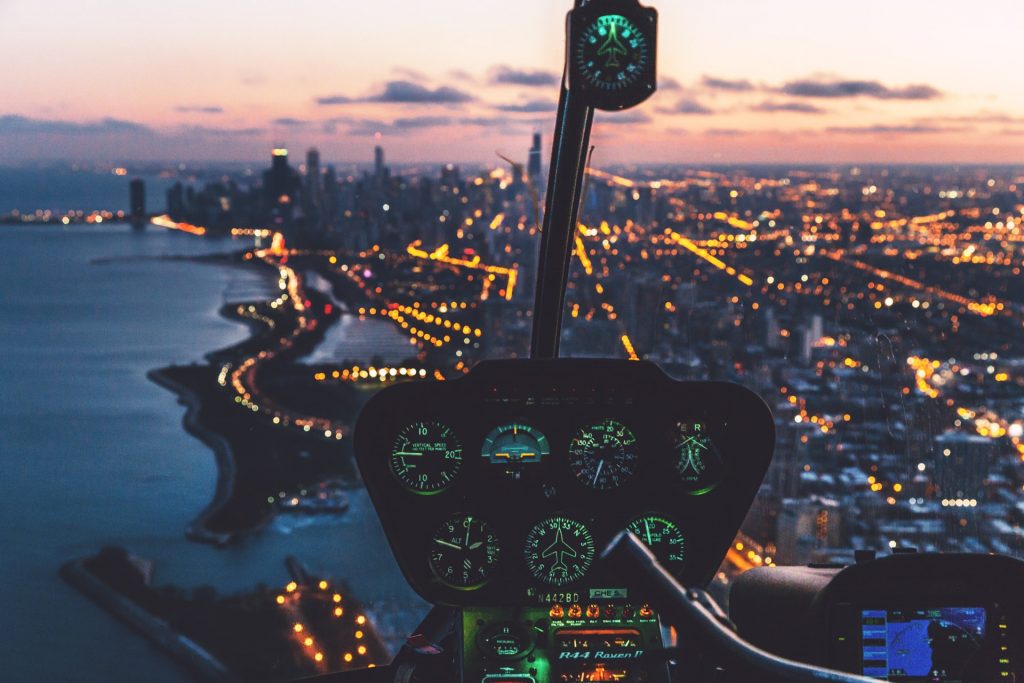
[524,516,595,586]
[429,514,500,589]
[481,423,550,465]
[574,14,651,92]
[389,421,462,494]
[627,515,685,570]
[568,418,639,490]
[673,422,725,495]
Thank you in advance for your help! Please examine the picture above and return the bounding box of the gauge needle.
[679,437,707,451]
[465,524,472,548]
[395,451,423,456]
[644,519,653,546]
[435,539,461,550]
[592,460,604,486]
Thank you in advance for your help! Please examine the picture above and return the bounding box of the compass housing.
[567,0,658,110]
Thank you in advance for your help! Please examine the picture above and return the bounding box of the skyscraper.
[374,145,385,181]
[305,147,322,210]
[528,132,542,183]
[129,178,146,229]
[266,147,292,200]
[263,146,300,230]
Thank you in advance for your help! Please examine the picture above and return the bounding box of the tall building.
[527,132,542,184]
[374,145,385,181]
[263,147,300,231]
[265,147,293,200]
[129,178,146,229]
[305,148,322,207]
[166,182,184,220]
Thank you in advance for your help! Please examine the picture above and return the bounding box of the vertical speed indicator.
[389,421,462,494]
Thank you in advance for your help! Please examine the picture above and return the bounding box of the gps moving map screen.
[861,608,987,681]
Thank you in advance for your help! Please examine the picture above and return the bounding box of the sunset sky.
[2,0,1023,165]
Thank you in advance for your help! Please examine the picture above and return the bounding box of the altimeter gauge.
[568,0,658,110]
[568,418,639,490]
[627,515,686,571]
[429,513,500,589]
[524,516,595,586]
[389,420,462,494]
[673,422,725,495]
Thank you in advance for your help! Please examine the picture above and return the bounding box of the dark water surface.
[0,222,420,681]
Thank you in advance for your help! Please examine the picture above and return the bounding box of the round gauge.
[568,418,639,490]
[523,516,595,586]
[429,514,500,589]
[627,515,685,571]
[481,423,550,465]
[389,421,462,494]
[673,422,725,494]
[573,14,652,92]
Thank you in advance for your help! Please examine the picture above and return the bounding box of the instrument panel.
[354,359,775,607]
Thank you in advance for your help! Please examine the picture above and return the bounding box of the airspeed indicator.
[568,418,639,490]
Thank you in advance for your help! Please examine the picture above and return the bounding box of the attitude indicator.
[481,423,550,465]
[524,516,595,586]
[429,513,500,589]
[389,420,463,494]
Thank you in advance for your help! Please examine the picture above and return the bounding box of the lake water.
[0,221,423,681]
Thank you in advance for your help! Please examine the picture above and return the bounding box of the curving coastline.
[147,367,236,546]
[145,249,351,545]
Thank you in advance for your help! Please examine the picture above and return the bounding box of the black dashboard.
[353,359,775,608]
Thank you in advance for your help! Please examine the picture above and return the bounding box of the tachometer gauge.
[627,515,685,571]
[429,514,500,589]
[673,422,725,495]
[481,423,550,465]
[568,418,639,490]
[389,421,462,494]
[524,516,595,586]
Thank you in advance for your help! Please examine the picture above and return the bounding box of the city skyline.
[2,0,1024,164]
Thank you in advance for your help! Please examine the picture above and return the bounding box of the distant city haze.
[1,0,1023,164]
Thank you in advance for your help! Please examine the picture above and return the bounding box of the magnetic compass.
[568,0,657,110]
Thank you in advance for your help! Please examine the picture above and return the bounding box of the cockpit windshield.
[2,1,1023,681]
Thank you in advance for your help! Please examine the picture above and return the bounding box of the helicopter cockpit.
[297,1,1024,681]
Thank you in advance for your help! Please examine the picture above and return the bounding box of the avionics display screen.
[860,608,987,681]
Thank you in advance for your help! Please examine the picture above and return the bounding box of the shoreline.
[145,250,352,545]
[147,367,238,547]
